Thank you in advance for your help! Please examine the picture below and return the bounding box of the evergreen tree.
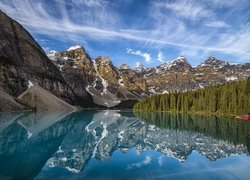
[133,78,250,115]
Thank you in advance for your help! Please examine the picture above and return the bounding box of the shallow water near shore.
[0,110,250,179]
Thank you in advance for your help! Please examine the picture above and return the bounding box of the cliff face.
[0,88,28,112]
[50,49,147,107]
[0,10,75,104]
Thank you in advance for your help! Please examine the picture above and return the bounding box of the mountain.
[48,47,250,103]
[0,10,77,111]
[48,47,147,107]
[143,56,250,94]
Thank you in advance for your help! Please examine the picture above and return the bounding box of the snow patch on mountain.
[63,57,69,60]
[28,80,33,88]
[135,63,144,73]
[120,64,130,69]
[225,76,238,81]
[118,78,125,86]
[162,90,169,94]
[85,85,96,96]
[58,64,64,71]
[148,87,156,94]
[159,56,189,70]
[47,50,59,60]
[199,83,205,89]
[67,45,81,51]
[201,57,229,69]
[93,60,108,93]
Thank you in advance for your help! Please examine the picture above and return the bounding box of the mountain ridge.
[47,46,250,99]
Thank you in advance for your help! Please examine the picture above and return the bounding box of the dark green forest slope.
[134,77,250,115]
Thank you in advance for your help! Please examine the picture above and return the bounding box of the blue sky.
[0,0,249,67]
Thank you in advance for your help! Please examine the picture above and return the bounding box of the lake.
[0,110,250,180]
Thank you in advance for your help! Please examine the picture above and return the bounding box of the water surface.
[0,110,250,179]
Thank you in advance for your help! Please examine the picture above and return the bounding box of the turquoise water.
[0,110,250,180]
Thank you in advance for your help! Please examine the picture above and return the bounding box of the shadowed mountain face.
[0,10,75,105]
[0,110,249,179]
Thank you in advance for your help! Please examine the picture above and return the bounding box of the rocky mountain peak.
[135,63,144,73]
[61,46,89,59]
[67,45,82,51]
[47,50,60,61]
[201,56,229,68]
[46,46,147,108]
[95,56,112,66]
[158,56,192,71]
[119,64,130,70]
[172,56,190,65]
[176,55,187,61]
[46,45,92,71]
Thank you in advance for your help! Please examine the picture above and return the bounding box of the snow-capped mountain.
[67,45,82,51]
[134,63,145,73]
[119,64,131,70]
[143,56,250,94]
[46,50,60,61]
[47,47,250,107]
[47,47,147,107]
[158,56,192,71]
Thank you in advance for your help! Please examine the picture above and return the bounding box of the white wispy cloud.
[127,48,151,63]
[202,0,242,8]
[149,0,250,61]
[154,0,214,20]
[0,0,249,63]
[157,51,164,63]
[72,0,107,7]
[205,21,229,28]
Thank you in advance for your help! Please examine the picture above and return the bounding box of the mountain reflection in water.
[0,110,249,180]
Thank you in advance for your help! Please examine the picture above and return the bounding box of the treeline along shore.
[134,77,250,116]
